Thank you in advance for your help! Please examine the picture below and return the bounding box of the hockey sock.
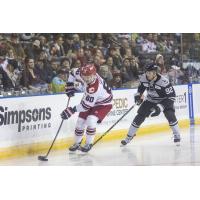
[127,122,139,137]
[170,123,180,135]
[86,127,96,144]
[75,128,84,143]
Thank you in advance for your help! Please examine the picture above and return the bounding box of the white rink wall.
[0,85,194,149]
[192,84,200,119]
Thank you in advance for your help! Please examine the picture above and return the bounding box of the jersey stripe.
[95,94,113,105]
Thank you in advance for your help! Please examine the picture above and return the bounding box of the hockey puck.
[38,156,48,161]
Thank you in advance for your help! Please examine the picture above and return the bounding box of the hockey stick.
[92,104,135,147]
[38,97,71,161]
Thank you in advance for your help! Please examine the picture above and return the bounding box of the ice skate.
[173,133,181,146]
[121,135,135,146]
[69,142,81,152]
[79,144,93,152]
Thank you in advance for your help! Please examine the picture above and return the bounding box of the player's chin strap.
[92,104,135,147]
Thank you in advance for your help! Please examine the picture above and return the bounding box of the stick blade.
[38,155,48,161]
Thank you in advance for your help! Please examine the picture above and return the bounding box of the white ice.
[0,125,200,166]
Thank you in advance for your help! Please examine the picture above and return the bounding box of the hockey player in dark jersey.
[121,63,181,146]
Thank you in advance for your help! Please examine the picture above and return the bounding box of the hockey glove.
[134,93,143,105]
[61,107,76,120]
[150,104,163,117]
[65,82,76,97]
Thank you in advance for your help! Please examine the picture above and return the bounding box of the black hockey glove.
[150,104,163,117]
[65,82,76,97]
[61,107,76,120]
[134,93,143,105]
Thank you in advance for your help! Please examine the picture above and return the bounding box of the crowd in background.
[0,33,200,97]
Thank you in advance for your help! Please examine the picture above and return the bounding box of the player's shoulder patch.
[86,78,99,94]
[155,74,169,86]
[160,77,169,86]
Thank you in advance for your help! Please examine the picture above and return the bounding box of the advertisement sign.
[192,84,200,120]
[0,85,192,149]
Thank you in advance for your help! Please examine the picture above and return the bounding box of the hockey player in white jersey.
[121,63,181,146]
[61,64,113,152]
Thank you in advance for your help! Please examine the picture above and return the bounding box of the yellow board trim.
[0,119,190,160]
[194,117,200,125]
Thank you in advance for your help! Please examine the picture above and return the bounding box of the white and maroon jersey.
[68,68,113,112]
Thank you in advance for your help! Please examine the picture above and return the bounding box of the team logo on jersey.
[88,87,95,93]
[162,79,169,85]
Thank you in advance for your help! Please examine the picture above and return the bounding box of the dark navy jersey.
[138,73,176,103]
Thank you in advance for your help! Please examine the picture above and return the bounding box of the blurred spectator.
[110,70,122,89]
[124,48,133,59]
[63,35,74,53]
[106,56,116,71]
[25,40,42,60]
[109,47,122,69]
[35,59,53,84]
[142,33,157,53]
[60,58,71,72]
[96,35,109,57]
[120,38,130,57]
[38,50,48,64]
[155,54,167,75]
[72,59,82,69]
[129,58,139,80]
[121,58,138,83]
[130,39,140,57]
[38,35,49,55]
[98,65,113,85]
[84,46,93,62]
[157,34,173,53]
[76,48,87,65]
[47,60,60,80]
[21,58,48,92]
[50,69,68,93]
[121,58,131,83]
[93,55,101,72]
[0,59,22,91]
[53,35,65,57]
[72,34,81,50]
[168,65,184,85]
[49,45,58,61]
[8,34,25,60]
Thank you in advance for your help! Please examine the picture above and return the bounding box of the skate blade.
[68,150,77,154]
[175,142,181,147]
[120,143,127,147]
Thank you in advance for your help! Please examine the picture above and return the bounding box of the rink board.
[192,84,200,124]
[0,85,192,159]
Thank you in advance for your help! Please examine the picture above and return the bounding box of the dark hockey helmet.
[145,63,158,71]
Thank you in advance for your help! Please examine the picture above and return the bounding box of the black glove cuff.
[72,106,77,113]
[67,82,74,87]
